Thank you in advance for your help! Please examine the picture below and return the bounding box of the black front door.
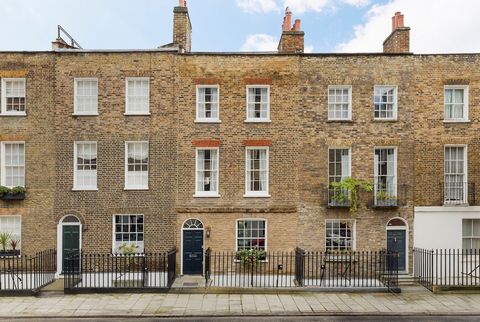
[62,225,80,273]
[387,230,406,271]
[183,229,204,275]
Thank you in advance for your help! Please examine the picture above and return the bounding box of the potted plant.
[330,177,373,213]
[0,186,26,200]
[10,239,20,256]
[237,248,266,287]
[375,190,398,207]
[0,232,11,256]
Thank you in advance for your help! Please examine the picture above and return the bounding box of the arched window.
[387,218,407,227]
[183,218,204,229]
[61,215,80,223]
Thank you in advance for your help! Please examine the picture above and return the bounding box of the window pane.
[75,79,98,114]
[236,220,266,251]
[126,142,149,188]
[113,215,144,253]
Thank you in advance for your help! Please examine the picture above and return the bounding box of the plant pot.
[0,193,26,201]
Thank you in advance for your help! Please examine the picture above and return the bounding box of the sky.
[0,0,479,53]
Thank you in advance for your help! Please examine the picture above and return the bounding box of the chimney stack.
[278,8,304,53]
[172,0,192,52]
[383,11,410,53]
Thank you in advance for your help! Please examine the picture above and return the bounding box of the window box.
[0,249,21,257]
[0,192,26,201]
[372,198,398,208]
[327,199,351,208]
[0,186,26,201]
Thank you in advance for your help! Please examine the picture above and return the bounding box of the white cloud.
[336,0,480,53]
[282,0,330,14]
[241,34,279,51]
[341,0,370,7]
[235,0,279,13]
[304,45,314,53]
[237,0,370,14]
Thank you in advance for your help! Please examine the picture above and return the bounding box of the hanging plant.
[330,177,373,213]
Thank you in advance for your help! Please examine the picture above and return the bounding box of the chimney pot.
[179,0,186,7]
[293,19,301,31]
[283,7,292,31]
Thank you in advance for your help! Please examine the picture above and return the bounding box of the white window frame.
[73,141,98,191]
[444,144,468,204]
[462,219,480,250]
[73,78,98,116]
[1,78,26,116]
[374,146,398,204]
[195,85,220,123]
[112,214,144,254]
[444,85,469,122]
[125,77,150,115]
[0,141,25,188]
[328,85,352,121]
[245,85,271,123]
[124,141,149,190]
[0,215,22,256]
[325,219,356,251]
[374,85,398,120]
[244,146,270,197]
[194,147,220,198]
[235,219,267,252]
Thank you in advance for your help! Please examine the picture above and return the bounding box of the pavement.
[1,286,480,318]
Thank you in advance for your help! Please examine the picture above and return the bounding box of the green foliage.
[0,186,9,197]
[0,232,11,252]
[237,248,265,267]
[330,177,373,213]
[0,186,26,197]
[10,186,26,195]
[119,243,139,256]
[375,190,397,201]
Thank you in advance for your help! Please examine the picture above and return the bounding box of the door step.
[172,275,205,289]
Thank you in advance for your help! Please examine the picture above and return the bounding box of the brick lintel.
[194,78,221,85]
[244,139,272,147]
[244,78,273,85]
[193,139,221,147]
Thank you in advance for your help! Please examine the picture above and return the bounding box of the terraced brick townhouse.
[0,1,479,276]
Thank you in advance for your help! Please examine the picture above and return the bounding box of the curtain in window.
[341,153,349,180]
[259,150,267,191]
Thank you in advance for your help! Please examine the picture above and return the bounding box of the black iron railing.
[300,250,399,292]
[64,249,176,293]
[414,248,480,292]
[204,249,399,292]
[0,249,56,294]
[370,184,408,208]
[327,188,351,208]
[441,182,476,206]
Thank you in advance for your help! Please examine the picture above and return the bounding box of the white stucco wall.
[414,207,480,249]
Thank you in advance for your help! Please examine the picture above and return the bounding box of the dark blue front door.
[387,230,406,271]
[183,230,203,274]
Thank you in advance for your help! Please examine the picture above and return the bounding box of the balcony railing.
[327,187,351,208]
[441,182,475,206]
[370,184,408,208]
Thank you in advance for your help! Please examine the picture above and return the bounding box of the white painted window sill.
[124,187,149,191]
[195,119,221,123]
[373,118,397,122]
[193,194,221,198]
[0,113,27,117]
[443,119,470,123]
[124,113,151,116]
[72,188,98,191]
[245,119,271,123]
[72,113,99,116]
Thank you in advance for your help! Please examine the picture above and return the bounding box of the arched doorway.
[386,217,408,272]
[181,218,204,275]
[56,215,82,276]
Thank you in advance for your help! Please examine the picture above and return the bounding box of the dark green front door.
[62,225,80,274]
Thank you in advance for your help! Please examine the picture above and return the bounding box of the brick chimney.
[383,12,410,53]
[278,7,304,53]
[173,0,192,52]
